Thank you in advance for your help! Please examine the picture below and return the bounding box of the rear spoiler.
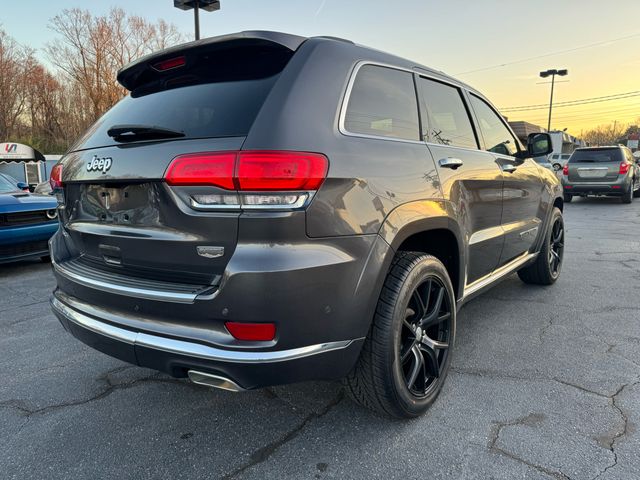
[117,31,307,92]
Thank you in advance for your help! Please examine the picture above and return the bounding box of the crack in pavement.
[591,381,640,480]
[487,413,572,480]
[222,390,345,479]
[0,367,194,417]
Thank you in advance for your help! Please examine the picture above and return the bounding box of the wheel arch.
[378,202,465,301]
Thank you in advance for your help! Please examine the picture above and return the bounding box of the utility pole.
[539,69,568,132]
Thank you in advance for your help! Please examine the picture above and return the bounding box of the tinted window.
[561,154,571,160]
[469,95,519,156]
[569,148,623,163]
[419,78,477,149]
[73,76,280,150]
[344,65,420,141]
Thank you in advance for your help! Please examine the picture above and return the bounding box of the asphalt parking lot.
[2,197,640,480]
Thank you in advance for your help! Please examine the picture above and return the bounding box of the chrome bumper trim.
[51,296,358,364]
[52,260,203,304]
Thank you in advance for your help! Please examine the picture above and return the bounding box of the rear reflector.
[612,185,621,189]
[152,56,186,71]
[164,151,329,192]
[564,185,573,189]
[50,164,63,190]
[225,322,276,341]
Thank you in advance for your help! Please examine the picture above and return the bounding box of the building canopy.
[0,143,46,163]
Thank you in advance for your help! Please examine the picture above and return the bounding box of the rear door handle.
[502,164,517,173]
[439,158,463,169]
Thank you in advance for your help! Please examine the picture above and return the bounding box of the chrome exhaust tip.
[187,370,244,392]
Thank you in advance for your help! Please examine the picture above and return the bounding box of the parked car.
[562,146,640,203]
[550,153,571,171]
[0,173,59,263]
[49,31,563,418]
[0,172,30,192]
[533,154,553,171]
[33,180,53,195]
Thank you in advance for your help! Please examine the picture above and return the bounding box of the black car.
[49,31,563,418]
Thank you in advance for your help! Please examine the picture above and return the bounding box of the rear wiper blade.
[107,124,185,142]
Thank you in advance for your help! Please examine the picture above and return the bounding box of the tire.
[633,179,640,198]
[518,207,564,285]
[622,183,633,204]
[553,163,562,172]
[344,252,456,418]
[40,255,51,263]
[563,193,572,203]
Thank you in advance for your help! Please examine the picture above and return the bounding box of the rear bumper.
[51,293,364,389]
[562,177,631,195]
[49,228,391,387]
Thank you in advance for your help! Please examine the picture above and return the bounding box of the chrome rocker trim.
[51,296,359,364]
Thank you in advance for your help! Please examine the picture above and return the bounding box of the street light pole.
[173,0,221,41]
[193,0,200,40]
[539,68,568,132]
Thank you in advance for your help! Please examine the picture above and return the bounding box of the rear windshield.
[569,148,622,163]
[71,44,292,151]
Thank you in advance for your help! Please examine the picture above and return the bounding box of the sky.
[2,0,639,135]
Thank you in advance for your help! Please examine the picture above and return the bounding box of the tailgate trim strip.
[53,259,213,304]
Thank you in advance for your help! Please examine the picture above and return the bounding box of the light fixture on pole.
[174,0,221,40]
[539,68,568,132]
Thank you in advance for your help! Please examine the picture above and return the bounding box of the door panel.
[466,93,543,266]
[428,145,504,284]
[496,157,544,263]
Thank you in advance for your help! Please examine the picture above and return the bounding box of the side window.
[344,65,420,141]
[469,94,519,156]
[419,77,477,149]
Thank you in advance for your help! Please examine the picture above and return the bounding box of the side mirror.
[16,182,29,191]
[527,132,553,157]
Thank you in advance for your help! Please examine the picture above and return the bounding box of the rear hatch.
[567,148,622,183]
[55,33,303,287]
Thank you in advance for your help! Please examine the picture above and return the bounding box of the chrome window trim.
[51,296,361,364]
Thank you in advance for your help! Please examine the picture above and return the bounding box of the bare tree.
[583,121,630,146]
[0,28,36,140]
[46,8,184,124]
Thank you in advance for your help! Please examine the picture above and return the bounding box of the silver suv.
[562,146,640,203]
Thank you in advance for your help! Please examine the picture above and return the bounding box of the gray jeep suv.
[49,31,563,418]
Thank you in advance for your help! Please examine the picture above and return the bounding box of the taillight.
[50,164,63,189]
[225,322,276,341]
[237,151,328,191]
[164,150,329,210]
[165,152,236,190]
[619,161,630,175]
[562,164,569,176]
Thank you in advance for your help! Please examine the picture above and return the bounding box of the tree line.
[0,8,184,154]
[0,8,637,153]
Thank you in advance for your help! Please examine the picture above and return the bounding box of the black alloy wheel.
[548,217,564,278]
[400,277,452,397]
